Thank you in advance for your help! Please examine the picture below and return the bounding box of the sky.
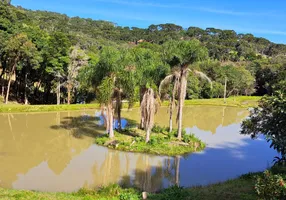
[12,0,286,44]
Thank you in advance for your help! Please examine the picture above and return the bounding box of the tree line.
[0,2,285,107]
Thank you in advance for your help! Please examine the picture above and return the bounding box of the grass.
[0,103,100,113]
[0,173,260,200]
[95,126,206,156]
[0,96,260,113]
[148,173,259,200]
[0,184,141,200]
[3,165,286,199]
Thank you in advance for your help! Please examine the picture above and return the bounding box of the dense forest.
[0,2,285,105]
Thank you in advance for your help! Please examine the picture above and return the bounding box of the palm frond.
[159,74,174,96]
[192,70,212,89]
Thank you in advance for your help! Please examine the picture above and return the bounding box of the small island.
[95,126,205,156]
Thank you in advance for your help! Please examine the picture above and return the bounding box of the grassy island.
[94,126,205,156]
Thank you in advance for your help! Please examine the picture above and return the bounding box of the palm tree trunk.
[169,98,173,132]
[169,83,177,132]
[116,90,122,131]
[145,127,151,143]
[177,72,187,140]
[107,102,114,138]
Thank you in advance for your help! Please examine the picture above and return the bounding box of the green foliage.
[241,92,286,160]
[94,135,109,145]
[97,77,115,104]
[149,185,189,200]
[255,170,286,199]
[0,2,284,105]
[163,40,208,67]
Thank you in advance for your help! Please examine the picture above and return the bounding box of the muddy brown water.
[0,106,278,192]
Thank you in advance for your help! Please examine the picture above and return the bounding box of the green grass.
[95,126,205,156]
[3,166,286,199]
[148,173,259,200]
[0,173,260,200]
[0,96,260,113]
[0,103,100,113]
[0,184,141,200]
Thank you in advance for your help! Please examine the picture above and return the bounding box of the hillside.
[0,2,285,104]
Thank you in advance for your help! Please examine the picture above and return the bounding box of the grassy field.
[0,96,260,113]
[94,126,205,156]
[0,173,259,200]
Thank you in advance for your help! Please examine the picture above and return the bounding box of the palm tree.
[159,68,180,133]
[162,40,211,140]
[160,68,212,139]
[176,68,212,140]
[140,88,157,143]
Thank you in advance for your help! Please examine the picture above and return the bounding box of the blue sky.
[12,0,286,44]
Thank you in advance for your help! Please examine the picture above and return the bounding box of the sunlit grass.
[0,96,260,113]
[95,126,205,156]
[0,173,259,200]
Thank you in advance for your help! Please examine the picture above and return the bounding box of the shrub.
[255,170,286,199]
[152,125,167,133]
[149,185,189,200]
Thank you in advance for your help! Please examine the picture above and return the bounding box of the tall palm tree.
[140,88,157,143]
[159,68,180,133]
[161,39,212,140]
[160,67,212,139]
[176,68,212,140]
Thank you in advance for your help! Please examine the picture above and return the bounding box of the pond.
[0,106,278,192]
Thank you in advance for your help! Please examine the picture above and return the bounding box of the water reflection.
[0,106,278,192]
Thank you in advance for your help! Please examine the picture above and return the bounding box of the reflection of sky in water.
[181,123,279,187]
[94,111,128,130]
[77,110,279,188]
[1,108,280,192]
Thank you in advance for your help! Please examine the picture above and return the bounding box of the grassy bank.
[95,126,205,156]
[0,96,260,113]
[0,173,259,200]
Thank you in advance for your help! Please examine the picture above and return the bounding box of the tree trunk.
[5,63,16,104]
[224,77,227,104]
[67,83,72,105]
[116,90,122,131]
[169,98,173,132]
[24,72,28,105]
[1,73,5,97]
[107,102,114,138]
[1,85,4,97]
[57,80,60,105]
[169,83,177,132]
[140,87,146,129]
[177,70,187,140]
[145,127,151,143]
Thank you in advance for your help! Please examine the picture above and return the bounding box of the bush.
[255,170,286,199]
[149,185,189,200]
[152,125,167,133]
